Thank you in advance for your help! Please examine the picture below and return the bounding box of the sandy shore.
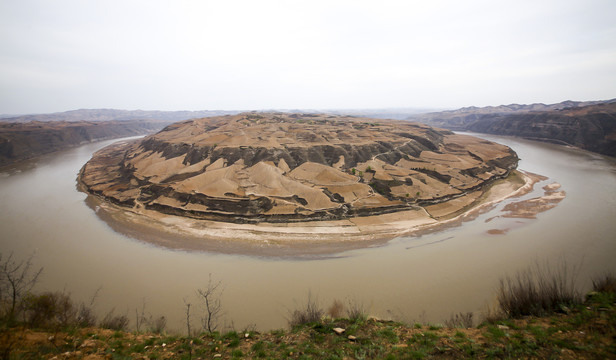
[82,169,552,255]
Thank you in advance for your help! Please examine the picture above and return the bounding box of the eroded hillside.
[410,100,616,156]
[0,120,167,166]
[79,113,518,223]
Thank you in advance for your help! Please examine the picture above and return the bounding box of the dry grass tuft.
[591,272,616,294]
[497,260,581,318]
[288,293,323,328]
[327,299,345,319]
[444,312,474,328]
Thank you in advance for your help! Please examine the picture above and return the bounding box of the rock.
[81,339,98,348]
[333,327,345,335]
[84,355,106,360]
[497,325,509,330]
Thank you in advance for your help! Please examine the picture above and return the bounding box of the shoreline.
[79,169,547,256]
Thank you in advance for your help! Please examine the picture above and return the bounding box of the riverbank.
[80,169,547,255]
[5,288,614,359]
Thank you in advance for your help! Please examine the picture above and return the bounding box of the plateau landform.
[0,108,240,123]
[79,113,522,243]
[0,120,166,167]
[0,109,243,167]
[409,99,616,157]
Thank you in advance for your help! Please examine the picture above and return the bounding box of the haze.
[1,0,615,114]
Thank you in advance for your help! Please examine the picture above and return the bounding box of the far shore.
[80,169,553,256]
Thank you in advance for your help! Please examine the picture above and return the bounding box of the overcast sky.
[1,0,615,114]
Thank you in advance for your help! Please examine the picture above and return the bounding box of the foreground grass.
[3,291,614,360]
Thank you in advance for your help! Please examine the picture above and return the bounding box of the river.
[1,134,615,332]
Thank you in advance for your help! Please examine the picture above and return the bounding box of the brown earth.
[78,112,522,243]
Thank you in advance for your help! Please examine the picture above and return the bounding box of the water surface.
[1,135,615,332]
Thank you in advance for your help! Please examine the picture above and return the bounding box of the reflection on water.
[0,135,615,332]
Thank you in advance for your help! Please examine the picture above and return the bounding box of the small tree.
[135,299,147,333]
[197,274,223,333]
[0,252,43,325]
[184,298,193,336]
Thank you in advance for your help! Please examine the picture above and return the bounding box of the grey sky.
[1,0,615,114]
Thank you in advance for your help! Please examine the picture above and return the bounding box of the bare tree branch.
[183,298,192,337]
[196,274,223,333]
[0,252,43,324]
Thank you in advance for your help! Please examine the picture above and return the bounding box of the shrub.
[288,293,323,328]
[497,260,581,318]
[148,316,167,334]
[22,292,64,328]
[346,299,367,323]
[591,272,616,294]
[327,299,344,319]
[22,291,78,329]
[100,310,129,331]
[76,303,97,327]
[444,312,474,328]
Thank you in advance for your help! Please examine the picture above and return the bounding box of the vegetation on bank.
[1,253,615,359]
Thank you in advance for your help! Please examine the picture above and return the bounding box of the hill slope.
[79,112,518,226]
[0,120,167,167]
[410,100,616,157]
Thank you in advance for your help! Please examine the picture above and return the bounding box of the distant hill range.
[2,100,615,167]
[0,109,243,167]
[0,120,167,167]
[0,108,241,123]
[408,99,616,157]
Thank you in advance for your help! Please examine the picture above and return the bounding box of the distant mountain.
[0,109,247,166]
[0,120,166,167]
[409,99,616,157]
[318,107,441,120]
[0,108,242,123]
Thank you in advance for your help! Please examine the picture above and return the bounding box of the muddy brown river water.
[1,133,615,332]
